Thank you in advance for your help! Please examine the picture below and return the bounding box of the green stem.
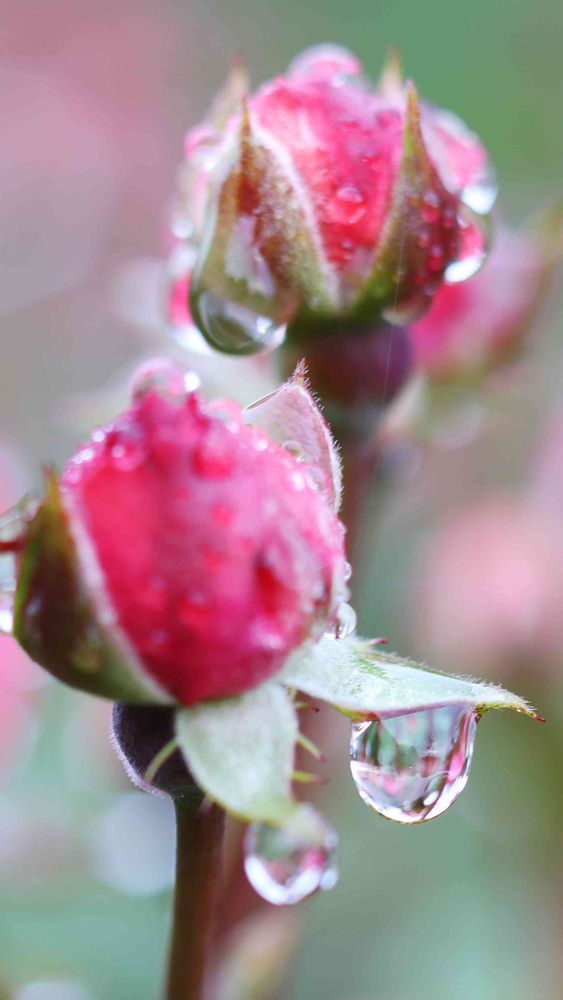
[166,799,226,1000]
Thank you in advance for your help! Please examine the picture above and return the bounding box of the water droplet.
[417,226,431,249]
[326,186,366,225]
[335,602,357,638]
[326,602,357,639]
[106,430,145,472]
[244,805,338,905]
[0,498,38,635]
[283,440,305,461]
[444,207,490,284]
[131,360,200,406]
[191,289,286,356]
[193,433,234,478]
[460,162,498,216]
[349,705,478,824]
[287,45,362,84]
[428,244,445,272]
[420,191,441,225]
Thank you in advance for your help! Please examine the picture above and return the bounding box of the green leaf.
[176,683,298,823]
[244,361,343,510]
[279,636,539,721]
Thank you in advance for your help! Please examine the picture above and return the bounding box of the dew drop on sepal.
[349,704,479,824]
[325,602,357,640]
[191,286,287,356]
[244,805,339,905]
[444,206,490,285]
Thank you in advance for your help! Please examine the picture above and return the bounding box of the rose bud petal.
[11,365,346,706]
[410,214,561,381]
[172,46,494,353]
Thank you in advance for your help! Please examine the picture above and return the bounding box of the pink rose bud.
[410,215,561,381]
[10,364,346,706]
[171,46,495,354]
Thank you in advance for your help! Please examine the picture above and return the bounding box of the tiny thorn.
[368,637,388,647]
[535,715,546,723]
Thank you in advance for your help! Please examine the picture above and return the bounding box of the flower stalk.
[166,799,226,1000]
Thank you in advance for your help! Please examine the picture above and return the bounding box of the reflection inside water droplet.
[244,805,339,905]
[349,705,478,824]
[191,288,286,356]
[444,207,490,285]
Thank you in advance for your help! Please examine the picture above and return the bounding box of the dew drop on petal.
[444,207,490,285]
[244,805,339,905]
[326,186,366,225]
[349,705,478,824]
[287,44,362,83]
[283,440,305,462]
[131,359,200,406]
[460,161,498,216]
[191,288,286,356]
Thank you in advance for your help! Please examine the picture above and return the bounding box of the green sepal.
[191,101,337,341]
[279,635,540,721]
[13,472,170,704]
[354,83,455,320]
[176,682,298,824]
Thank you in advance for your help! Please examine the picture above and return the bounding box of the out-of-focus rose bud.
[414,496,563,678]
[9,362,346,706]
[410,213,561,382]
[170,46,495,355]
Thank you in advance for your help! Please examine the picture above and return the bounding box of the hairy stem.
[166,799,225,1000]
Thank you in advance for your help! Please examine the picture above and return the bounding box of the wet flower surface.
[13,364,346,706]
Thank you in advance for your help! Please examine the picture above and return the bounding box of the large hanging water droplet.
[191,288,286,356]
[349,705,478,824]
[244,805,338,905]
[444,207,490,285]
[0,497,37,635]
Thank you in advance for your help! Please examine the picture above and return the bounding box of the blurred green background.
[1,1,562,998]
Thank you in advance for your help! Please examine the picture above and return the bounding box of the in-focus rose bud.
[10,363,346,706]
[171,45,495,354]
[410,214,561,382]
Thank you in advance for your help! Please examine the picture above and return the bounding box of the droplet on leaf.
[349,705,478,824]
[244,805,339,905]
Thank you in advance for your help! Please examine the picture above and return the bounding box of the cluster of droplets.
[0,497,38,635]
[243,804,338,905]
[349,704,479,824]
